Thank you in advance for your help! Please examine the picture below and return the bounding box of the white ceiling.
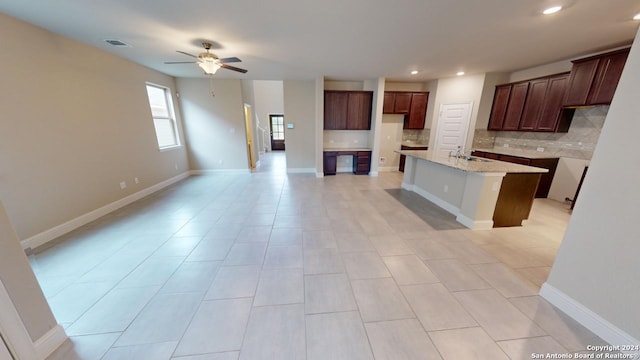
[1,0,638,81]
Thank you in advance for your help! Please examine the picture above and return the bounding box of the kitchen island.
[398,150,548,229]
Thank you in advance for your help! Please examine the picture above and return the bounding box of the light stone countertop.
[323,148,372,152]
[473,147,560,159]
[401,141,429,148]
[398,150,548,174]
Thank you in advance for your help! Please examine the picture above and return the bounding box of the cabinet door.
[537,74,569,131]
[404,93,428,129]
[519,79,548,130]
[347,92,372,130]
[383,92,395,113]
[323,152,338,175]
[394,93,412,113]
[503,82,528,130]
[488,85,511,130]
[563,58,599,106]
[324,91,348,130]
[588,50,629,105]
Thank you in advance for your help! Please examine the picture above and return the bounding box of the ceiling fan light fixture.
[198,62,221,75]
[633,12,640,20]
[543,5,562,15]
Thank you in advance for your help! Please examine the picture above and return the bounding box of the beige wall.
[0,202,57,341]
[428,74,486,150]
[0,13,189,242]
[545,27,640,342]
[283,80,317,171]
[177,78,250,171]
[252,81,284,153]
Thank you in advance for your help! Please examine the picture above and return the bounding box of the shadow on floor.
[385,188,466,231]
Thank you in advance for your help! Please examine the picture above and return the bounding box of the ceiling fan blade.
[176,50,198,58]
[221,64,248,73]
[219,57,242,63]
[164,61,197,64]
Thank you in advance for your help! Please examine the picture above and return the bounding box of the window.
[145,84,180,150]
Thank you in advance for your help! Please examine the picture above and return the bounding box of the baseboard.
[20,172,191,250]
[377,166,400,172]
[190,169,251,175]
[315,172,324,178]
[34,324,67,360]
[369,171,378,176]
[540,283,640,349]
[412,186,460,216]
[286,168,316,174]
[456,214,493,230]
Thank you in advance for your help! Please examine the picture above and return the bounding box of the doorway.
[244,104,256,169]
[433,102,473,158]
[269,114,285,151]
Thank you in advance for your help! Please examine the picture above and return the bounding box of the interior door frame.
[433,101,473,156]
[269,114,286,151]
[0,280,37,360]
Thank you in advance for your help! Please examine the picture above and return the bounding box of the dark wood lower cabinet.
[323,150,371,176]
[399,145,428,172]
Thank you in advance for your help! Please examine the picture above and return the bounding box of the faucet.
[455,146,463,159]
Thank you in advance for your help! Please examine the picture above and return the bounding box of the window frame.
[145,83,181,151]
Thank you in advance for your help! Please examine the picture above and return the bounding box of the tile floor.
[36,152,610,359]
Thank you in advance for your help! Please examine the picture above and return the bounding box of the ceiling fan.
[165,42,247,75]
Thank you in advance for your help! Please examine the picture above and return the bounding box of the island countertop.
[397,150,548,174]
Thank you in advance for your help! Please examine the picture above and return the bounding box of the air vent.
[104,39,130,47]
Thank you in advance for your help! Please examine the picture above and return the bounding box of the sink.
[464,157,490,162]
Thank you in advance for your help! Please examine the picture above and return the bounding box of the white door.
[0,333,13,360]
[433,102,473,158]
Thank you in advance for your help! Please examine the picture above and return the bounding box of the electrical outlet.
[380,157,386,164]
[492,182,500,191]
[503,144,509,148]
[120,181,126,189]
[444,185,448,193]
[353,140,359,143]
[537,147,545,152]
[134,177,139,184]
[219,160,223,164]
[174,163,178,170]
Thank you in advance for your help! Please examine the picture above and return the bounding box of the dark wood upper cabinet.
[502,82,528,130]
[563,48,630,107]
[488,73,570,133]
[519,78,549,131]
[394,93,413,113]
[405,93,429,129]
[538,74,570,132]
[346,92,372,130]
[488,85,511,130]
[324,91,373,130]
[382,91,429,129]
[324,91,348,130]
[588,50,629,105]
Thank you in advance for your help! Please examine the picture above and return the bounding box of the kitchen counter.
[399,150,545,229]
[323,147,371,152]
[401,141,429,148]
[397,150,548,174]
[473,147,559,159]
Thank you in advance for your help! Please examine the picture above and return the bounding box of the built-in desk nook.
[323,148,371,175]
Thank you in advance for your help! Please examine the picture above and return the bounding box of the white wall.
[544,27,640,344]
[177,78,250,172]
[0,13,189,242]
[283,80,317,172]
[253,81,284,153]
[547,157,590,202]
[428,74,486,150]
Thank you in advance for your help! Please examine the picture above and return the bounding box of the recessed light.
[411,70,419,75]
[543,6,562,15]
[456,71,465,76]
[633,12,640,20]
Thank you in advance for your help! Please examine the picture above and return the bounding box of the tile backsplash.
[402,129,430,144]
[472,106,607,160]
